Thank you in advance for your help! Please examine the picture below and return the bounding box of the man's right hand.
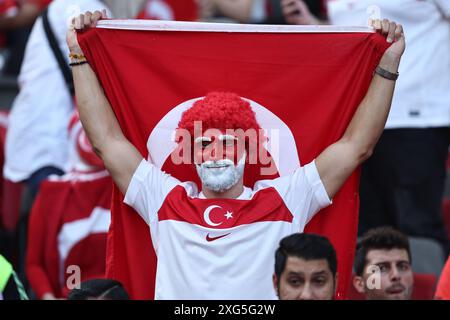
[66,9,107,55]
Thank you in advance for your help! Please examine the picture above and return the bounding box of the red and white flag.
[78,20,389,299]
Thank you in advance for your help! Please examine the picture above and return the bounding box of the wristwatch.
[375,65,399,81]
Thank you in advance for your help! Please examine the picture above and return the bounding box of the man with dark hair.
[353,226,413,300]
[273,233,337,300]
[67,279,129,300]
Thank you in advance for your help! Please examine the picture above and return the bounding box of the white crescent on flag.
[203,205,223,227]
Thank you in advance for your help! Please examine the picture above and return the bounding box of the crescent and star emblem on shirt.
[203,205,233,242]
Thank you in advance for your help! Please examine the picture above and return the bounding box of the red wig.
[177,92,262,135]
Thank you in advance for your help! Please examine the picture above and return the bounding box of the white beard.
[196,153,246,193]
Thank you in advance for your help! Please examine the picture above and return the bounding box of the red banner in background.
[79,21,389,299]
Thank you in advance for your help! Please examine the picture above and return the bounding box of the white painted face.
[195,133,246,192]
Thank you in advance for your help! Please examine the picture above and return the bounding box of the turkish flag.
[78,20,389,299]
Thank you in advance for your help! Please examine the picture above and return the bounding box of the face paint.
[196,151,246,192]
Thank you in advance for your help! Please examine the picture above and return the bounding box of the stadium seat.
[410,237,446,278]
[347,273,437,300]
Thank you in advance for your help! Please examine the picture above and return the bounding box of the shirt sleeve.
[435,257,450,300]
[124,159,180,225]
[256,160,332,230]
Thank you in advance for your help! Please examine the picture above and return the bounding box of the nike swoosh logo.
[206,233,231,242]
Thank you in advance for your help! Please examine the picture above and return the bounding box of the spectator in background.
[0,0,17,49]
[4,0,114,202]
[2,2,113,286]
[435,256,450,300]
[0,0,51,75]
[0,0,50,30]
[3,0,144,205]
[353,226,414,300]
[316,0,450,255]
[282,0,450,256]
[273,233,337,300]
[280,0,325,25]
[26,112,112,300]
[67,279,129,300]
[211,0,325,24]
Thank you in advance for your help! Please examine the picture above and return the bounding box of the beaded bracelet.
[69,52,86,60]
[69,60,88,67]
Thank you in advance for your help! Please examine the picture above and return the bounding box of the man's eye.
[398,263,410,271]
[288,278,303,287]
[313,278,326,286]
[378,265,388,272]
[202,141,211,148]
[222,139,235,147]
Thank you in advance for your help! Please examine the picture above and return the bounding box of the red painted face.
[193,128,247,165]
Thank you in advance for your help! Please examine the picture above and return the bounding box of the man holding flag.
[66,11,404,299]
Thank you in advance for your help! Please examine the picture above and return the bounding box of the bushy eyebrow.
[287,272,304,277]
[287,270,328,277]
[218,134,238,141]
[372,260,410,266]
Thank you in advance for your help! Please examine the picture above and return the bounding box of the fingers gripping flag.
[78,20,389,299]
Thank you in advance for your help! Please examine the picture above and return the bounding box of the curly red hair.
[177,92,262,135]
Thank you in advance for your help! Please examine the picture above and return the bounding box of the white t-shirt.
[326,0,450,129]
[4,0,111,182]
[124,159,332,300]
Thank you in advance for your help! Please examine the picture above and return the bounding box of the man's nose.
[390,266,401,282]
[298,284,313,300]
[207,142,224,161]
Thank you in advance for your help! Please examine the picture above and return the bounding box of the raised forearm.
[67,11,143,195]
[72,63,124,156]
[342,53,400,159]
[315,20,404,199]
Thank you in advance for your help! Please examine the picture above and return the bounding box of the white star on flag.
[225,211,233,220]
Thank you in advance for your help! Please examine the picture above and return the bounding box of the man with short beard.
[67,11,405,299]
[353,227,414,300]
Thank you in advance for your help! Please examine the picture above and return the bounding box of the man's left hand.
[370,19,405,64]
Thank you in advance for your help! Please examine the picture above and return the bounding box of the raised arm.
[316,19,405,199]
[66,11,142,194]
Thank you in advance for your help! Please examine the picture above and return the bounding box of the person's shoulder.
[179,181,199,197]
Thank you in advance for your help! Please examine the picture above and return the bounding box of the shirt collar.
[198,186,252,200]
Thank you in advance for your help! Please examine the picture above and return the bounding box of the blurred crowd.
[0,0,449,300]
